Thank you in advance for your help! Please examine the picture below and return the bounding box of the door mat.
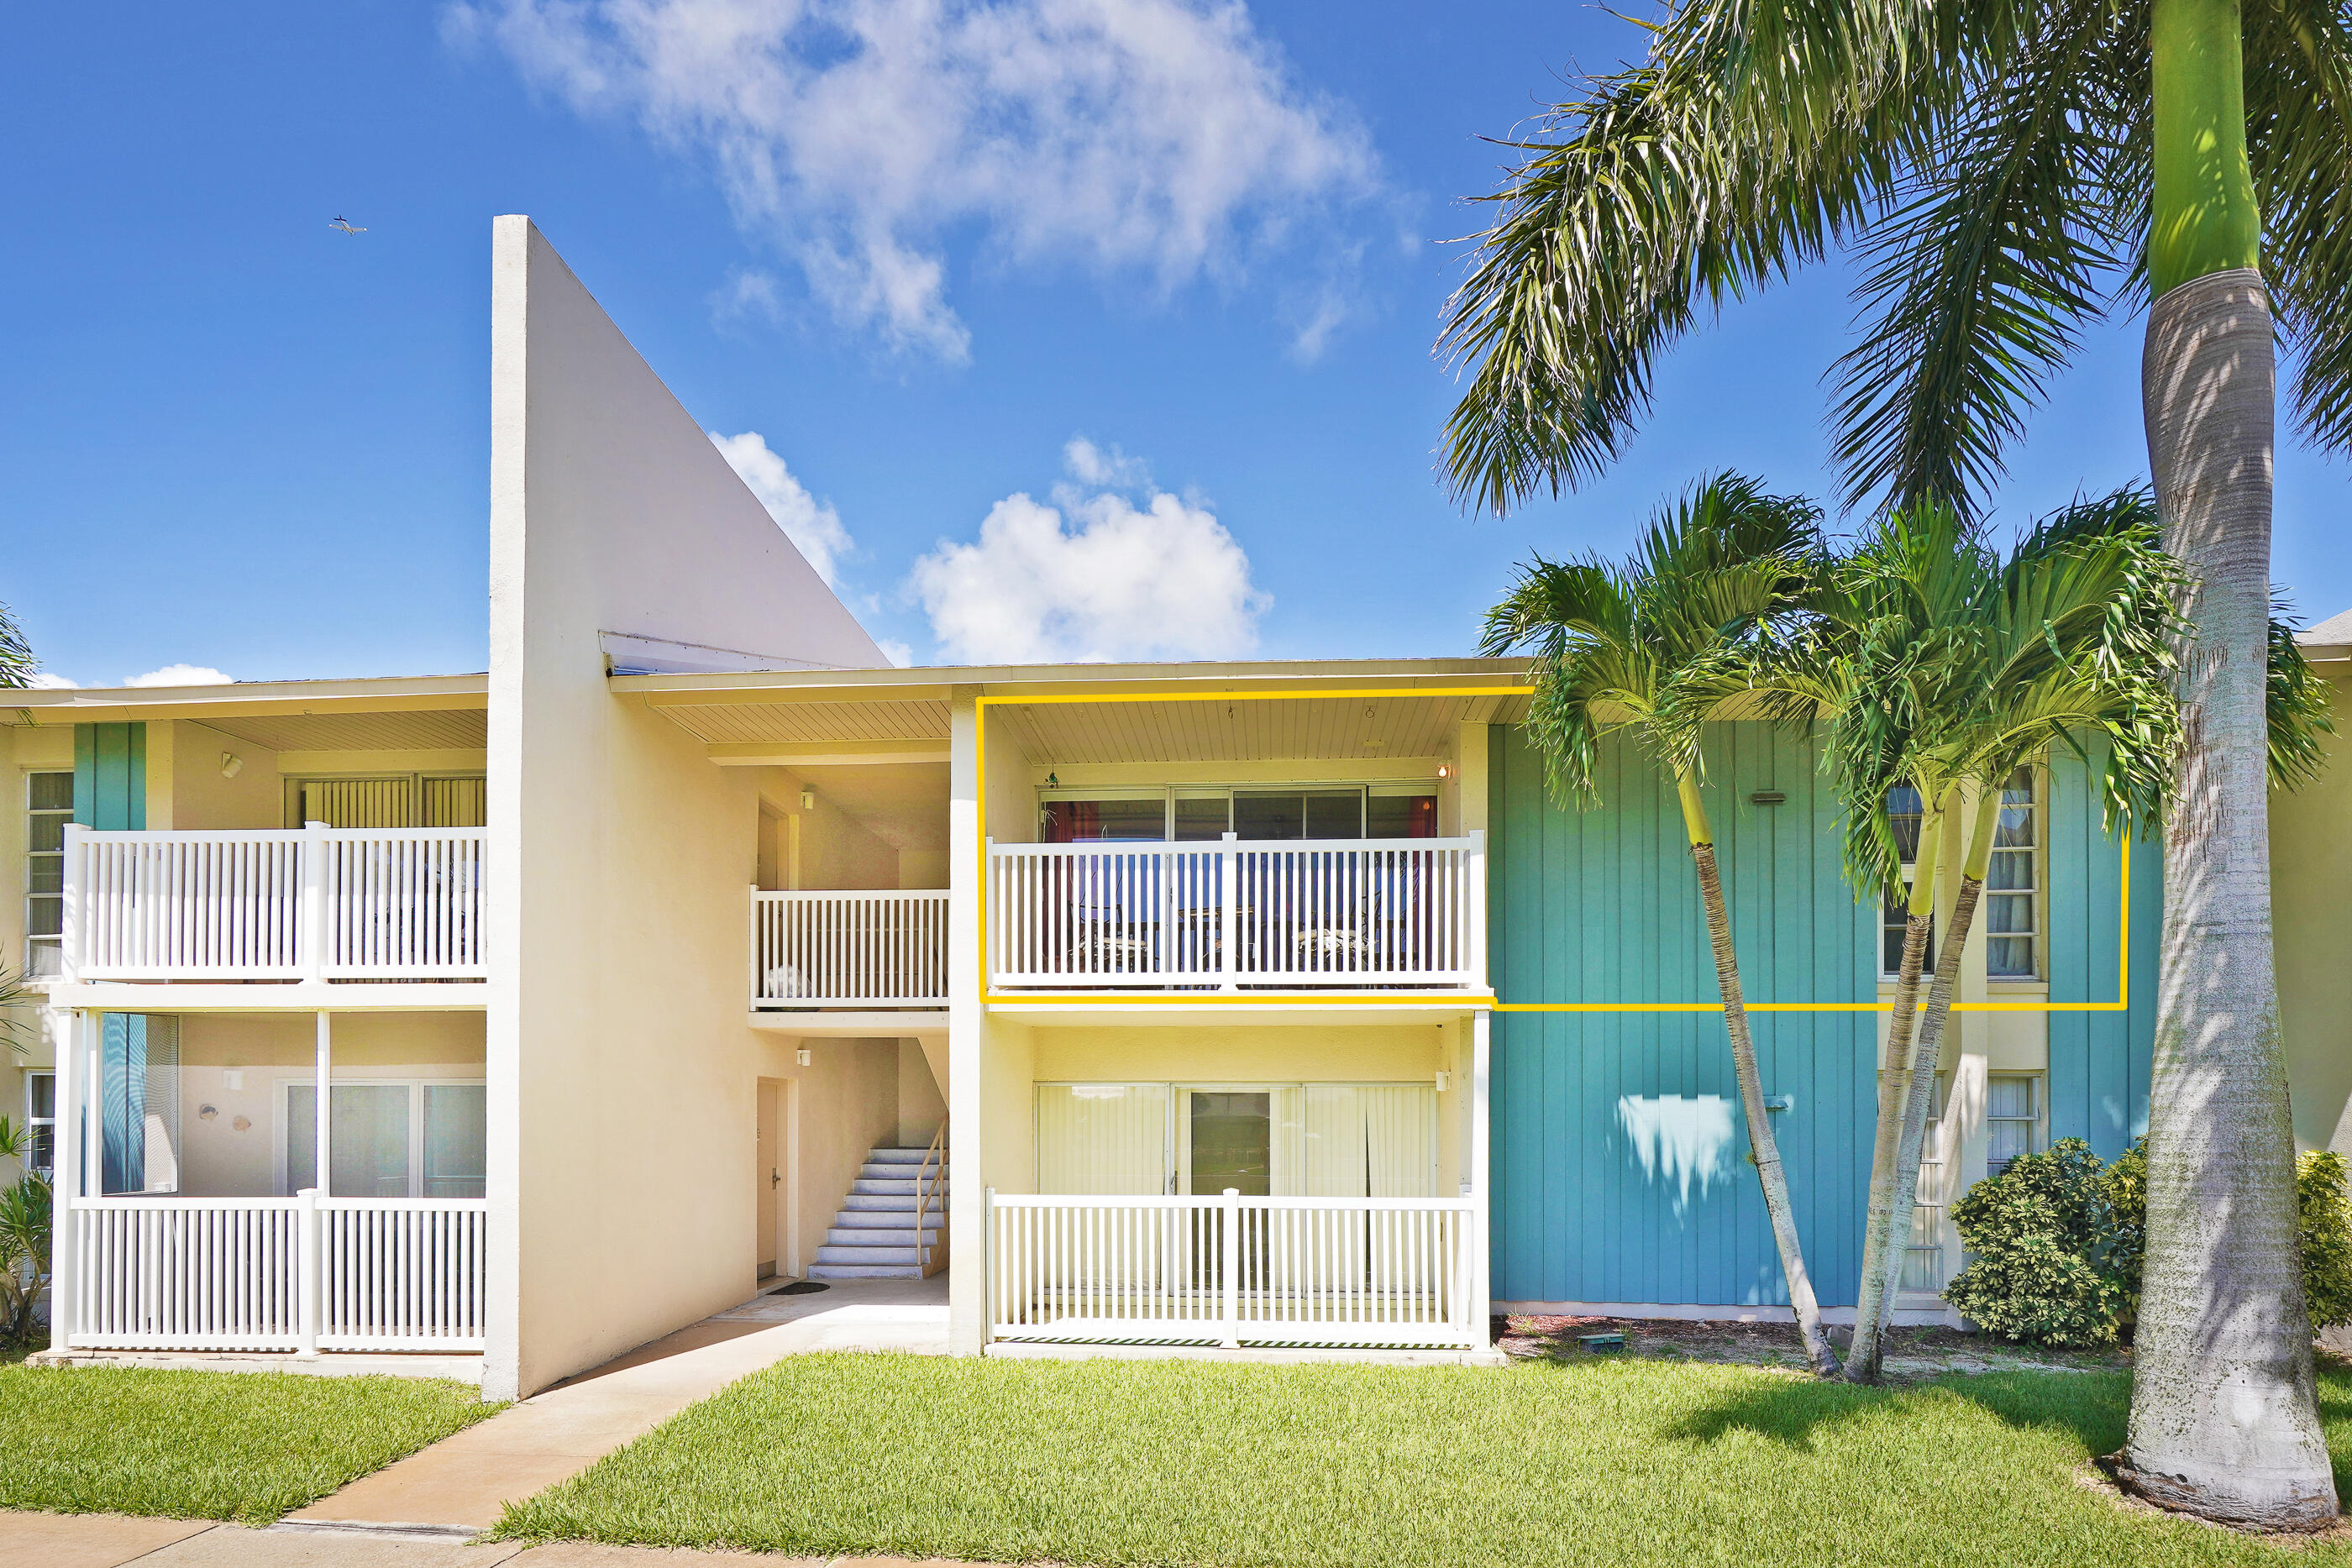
[769,1280,831,1296]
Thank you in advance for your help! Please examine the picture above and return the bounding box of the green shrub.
[2102,1138,2147,1332]
[1944,1138,2125,1349]
[1953,1135,2352,1346]
[2297,1151,2352,1329]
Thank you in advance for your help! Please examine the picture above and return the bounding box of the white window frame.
[24,1069,55,1178]
[1035,781,1442,843]
[1984,768,2042,980]
[271,1076,488,1198]
[1986,1072,2045,1177]
[1900,1072,1950,1293]
[24,768,72,978]
[1034,1079,1441,1197]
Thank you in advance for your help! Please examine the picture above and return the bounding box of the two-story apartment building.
[8,216,2348,1403]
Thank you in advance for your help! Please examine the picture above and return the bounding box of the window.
[24,770,71,978]
[1901,1072,1949,1293]
[24,1071,54,1178]
[1985,770,2038,978]
[286,774,486,829]
[1881,784,1931,978]
[1987,1073,2043,1176]
[282,1079,486,1198]
[1035,1081,1438,1198]
[1038,784,1440,844]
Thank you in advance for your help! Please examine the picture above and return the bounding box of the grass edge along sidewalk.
[0,1363,498,1526]
[497,1350,2352,1568]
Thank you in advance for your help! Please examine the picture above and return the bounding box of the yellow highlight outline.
[974,686,2134,1015]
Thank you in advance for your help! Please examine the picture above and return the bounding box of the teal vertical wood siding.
[2043,749,2163,1159]
[73,722,145,830]
[1487,725,2158,1308]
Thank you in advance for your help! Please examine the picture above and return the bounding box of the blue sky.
[5,1,2346,685]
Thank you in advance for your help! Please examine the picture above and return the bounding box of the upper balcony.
[987,833,1484,993]
[61,822,487,986]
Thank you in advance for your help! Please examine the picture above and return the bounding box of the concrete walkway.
[0,1511,973,1566]
[289,1276,950,1534]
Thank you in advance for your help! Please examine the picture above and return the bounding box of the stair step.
[832,1209,942,1230]
[860,1162,947,1181]
[865,1148,942,1166]
[840,1193,948,1214]
[815,1243,929,1265]
[806,1262,927,1280]
[853,1177,952,1196]
[827,1226,938,1247]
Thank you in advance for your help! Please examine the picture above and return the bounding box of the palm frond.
[2268,593,2338,790]
[1829,0,2136,517]
[0,603,32,690]
[2244,0,2352,455]
[1437,0,1953,515]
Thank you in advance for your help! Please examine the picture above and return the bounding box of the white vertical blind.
[1037,1083,1437,1198]
[1035,1085,1169,1194]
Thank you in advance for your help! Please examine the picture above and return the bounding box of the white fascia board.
[615,656,1535,706]
[5,674,489,725]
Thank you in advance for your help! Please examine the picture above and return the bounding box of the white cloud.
[1062,437,1149,491]
[123,664,233,688]
[709,267,785,328]
[876,638,915,668]
[710,430,854,586]
[24,672,78,690]
[907,455,1268,663]
[449,0,1379,359]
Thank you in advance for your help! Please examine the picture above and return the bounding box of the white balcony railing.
[987,833,1483,991]
[63,1192,488,1352]
[752,889,950,1008]
[63,824,487,983]
[987,1190,1478,1349]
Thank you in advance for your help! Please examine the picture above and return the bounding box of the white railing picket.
[985,836,1483,992]
[750,889,950,1008]
[984,1192,1476,1349]
[63,825,487,982]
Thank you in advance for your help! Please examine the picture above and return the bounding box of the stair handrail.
[913,1117,948,1270]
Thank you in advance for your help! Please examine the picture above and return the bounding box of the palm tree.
[1484,473,1843,1377]
[1788,492,2188,1381]
[1438,0,2352,1523]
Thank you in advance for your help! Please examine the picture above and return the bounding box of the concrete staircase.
[806,1146,948,1281]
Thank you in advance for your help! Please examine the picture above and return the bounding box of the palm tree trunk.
[2114,0,2336,1525]
[1856,787,1999,1380]
[2115,260,2337,1528]
[1679,772,1841,1377]
[1846,791,1945,1382]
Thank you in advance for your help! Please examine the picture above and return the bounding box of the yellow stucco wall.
[172,1012,486,1198]
[2276,662,2352,1153]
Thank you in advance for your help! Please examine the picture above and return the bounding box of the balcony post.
[60,823,85,983]
[747,884,759,1010]
[48,1007,81,1349]
[1467,827,1488,990]
[1219,833,1238,992]
[297,1185,322,1356]
[1220,1187,1241,1348]
[300,821,330,984]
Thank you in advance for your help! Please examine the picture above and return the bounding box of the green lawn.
[0,1364,497,1525]
[499,1353,2352,1567]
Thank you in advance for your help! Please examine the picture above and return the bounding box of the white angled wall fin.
[599,631,858,677]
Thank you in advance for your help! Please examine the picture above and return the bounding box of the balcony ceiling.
[198,707,489,753]
[994,694,1528,766]
[649,697,953,746]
